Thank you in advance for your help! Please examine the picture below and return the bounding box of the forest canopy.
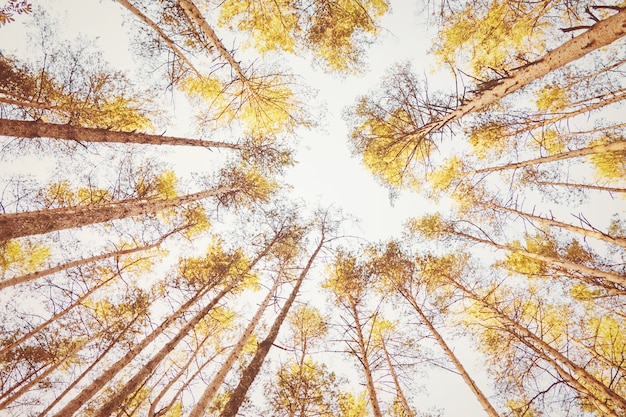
[0,1,625,417]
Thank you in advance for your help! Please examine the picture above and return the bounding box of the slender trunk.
[148,345,227,417]
[218,236,326,417]
[379,334,414,417]
[0,272,118,358]
[531,180,626,194]
[0,185,240,241]
[455,231,626,287]
[37,312,144,417]
[115,0,203,78]
[0,118,252,151]
[0,335,91,409]
[176,0,248,83]
[416,8,626,138]
[350,302,384,417]
[94,242,276,417]
[50,284,216,417]
[471,292,626,413]
[479,201,626,249]
[469,140,626,176]
[0,225,182,290]
[402,293,500,417]
[188,274,283,417]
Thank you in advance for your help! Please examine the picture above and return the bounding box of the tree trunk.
[0,185,240,241]
[115,0,203,78]
[378,333,414,417]
[455,231,626,287]
[0,225,183,290]
[530,180,626,194]
[402,292,500,417]
[50,283,219,417]
[417,8,626,139]
[470,140,626,176]
[471,292,626,414]
[0,118,252,150]
[37,312,144,417]
[188,273,283,417]
[479,201,626,249]
[94,282,239,417]
[218,235,325,417]
[350,302,384,417]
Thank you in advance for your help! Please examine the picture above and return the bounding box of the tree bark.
[115,0,203,78]
[218,234,326,417]
[350,301,384,417]
[417,8,626,139]
[478,201,626,249]
[0,185,240,241]
[0,118,252,150]
[0,225,183,290]
[469,140,626,176]
[188,273,283,417]
[378,333,415,417]
[402,292,500,417]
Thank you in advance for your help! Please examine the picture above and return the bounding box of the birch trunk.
[218,235,325,417]
[0,185,240,241]
[188,273,283,417]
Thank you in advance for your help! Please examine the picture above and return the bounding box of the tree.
[0,1,31,26]
[324,250,384,417]
[218,219,328,417]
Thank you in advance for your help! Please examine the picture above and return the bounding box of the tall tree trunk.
[176,0,248,83]
[469,140,626,176]
[416,8,626,139]
[94,282,240,417]
[115,0,203,78]
[378,333,414,417]
[0,225,183,290]
[350,302,384,417]
[188,273,283,417]
[218,234,326,417]
[468,291,626,414]
[0,185,240,241]
[36,312,144,417]
[530,180,626,194]
[50,283,221,417]
[454,231,626,287]
[0,118,252,150]
[401,292,500,417]
[478,201,626,249]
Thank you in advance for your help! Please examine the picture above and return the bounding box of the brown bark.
[218,232,326,417]
[350,302,384,417]
[478,201,626,249]
[188,273,283,417]
[469,291,626,414]
[401,292,500,417]
[378,333,414,417]
[470,140,626,176]
[416,8,626,139]
[0,185,240,241]
[0,118,252,151]
[530,180,626,194]
[454,230,626,287]
[115,0,203,78]
[0,225,183,290]
[50,283,218,417]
